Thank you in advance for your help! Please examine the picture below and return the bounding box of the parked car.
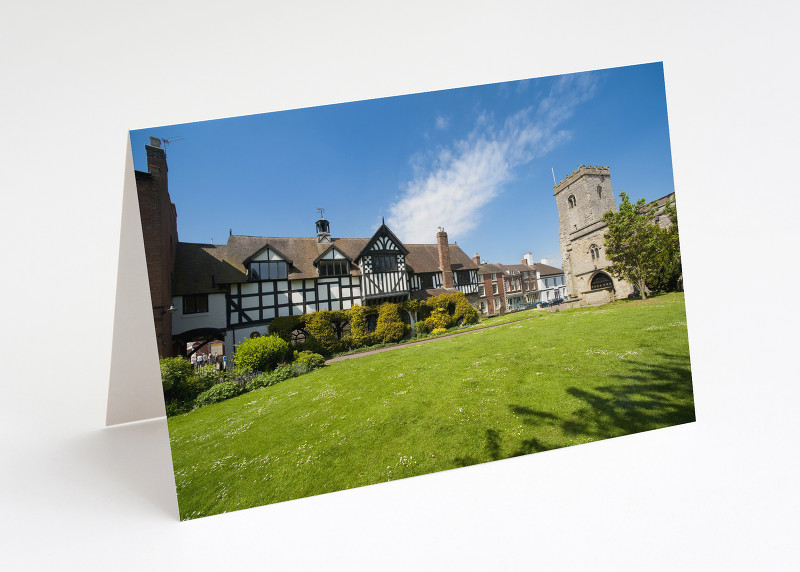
[537,301,550,308]
[521,302,538,310]
[550,297,563,306]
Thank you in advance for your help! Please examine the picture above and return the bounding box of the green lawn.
[168,293,694,519]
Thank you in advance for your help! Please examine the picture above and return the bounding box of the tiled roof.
[405,244,479,274]
[533,262,564,276]
[477,263,504,275]
[174,234,479,294]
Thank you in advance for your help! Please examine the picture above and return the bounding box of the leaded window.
[319,260,349,277]
[372,254,398,273]
[249,261,288,280]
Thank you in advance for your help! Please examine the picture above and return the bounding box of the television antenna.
[160,136,184,155]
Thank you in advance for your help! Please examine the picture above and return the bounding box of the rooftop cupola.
[315,209,331,243]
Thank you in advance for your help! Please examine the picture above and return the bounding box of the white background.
[2,1,798,570]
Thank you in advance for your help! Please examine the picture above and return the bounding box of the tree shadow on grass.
[452,409,557,467]
[561,352,695,440]
[452,352,695,468]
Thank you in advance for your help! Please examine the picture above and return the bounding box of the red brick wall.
[136,141,178,357]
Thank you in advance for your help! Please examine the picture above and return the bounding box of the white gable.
[369,235,399,252]
[320,248,347,260]
[252,247,285,262]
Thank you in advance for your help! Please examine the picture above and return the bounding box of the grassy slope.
[168,293,694,519]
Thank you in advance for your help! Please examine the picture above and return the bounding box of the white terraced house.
[170,217,480,363]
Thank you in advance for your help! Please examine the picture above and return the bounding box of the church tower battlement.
[553,165,617,238]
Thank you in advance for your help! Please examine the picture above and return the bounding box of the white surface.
[2,1,798,570]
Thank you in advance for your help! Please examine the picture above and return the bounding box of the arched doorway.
[590,272,613,290]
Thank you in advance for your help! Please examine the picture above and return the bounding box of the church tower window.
[568,195,577,208]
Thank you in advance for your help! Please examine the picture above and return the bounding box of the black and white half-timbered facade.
[170,217,481,362]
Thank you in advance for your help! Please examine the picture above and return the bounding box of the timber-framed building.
[170,218,480,362]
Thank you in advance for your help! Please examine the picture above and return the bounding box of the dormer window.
[568,195,577,208]
[249,261,288,281]
[318,260,349,277]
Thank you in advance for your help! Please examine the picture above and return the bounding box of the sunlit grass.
[168,292,694,519]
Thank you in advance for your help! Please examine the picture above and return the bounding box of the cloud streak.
[387,73,597,243]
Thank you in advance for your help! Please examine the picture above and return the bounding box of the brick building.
[135,137,179,356]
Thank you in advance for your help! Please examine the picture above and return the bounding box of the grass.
[167,292,694,519]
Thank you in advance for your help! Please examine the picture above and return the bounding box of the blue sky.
[130,62,674,268]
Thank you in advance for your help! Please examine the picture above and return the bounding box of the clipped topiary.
[233,335,289,374]
[194,381,242,408]
[348,304,377,347]
[374,302,407,343]
[303,310,338,356]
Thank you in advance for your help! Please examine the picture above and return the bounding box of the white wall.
[171,293,227,336]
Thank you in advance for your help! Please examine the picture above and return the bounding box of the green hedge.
[233,335,290,373]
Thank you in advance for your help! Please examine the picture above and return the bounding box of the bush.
[194,381,242,408]
[268,315,304,343]
[159,357,193,393]
[431,327,447,335]
[245,364,296,391]
[423,307,452,332]
[374,302,408,344]
[234,335,289,373]
[291,350,326,375]
[425,291,479,326]
[347,304,369,347]
[303,310,338,356]
[187,364,219,393]
[165,399,192,417]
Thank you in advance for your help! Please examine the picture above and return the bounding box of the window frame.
[183,293,209,315]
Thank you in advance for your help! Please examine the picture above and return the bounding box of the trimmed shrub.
[194,381,242,408]
[245,364,296,391]
[291,350,326,375]
[374,302,407,343]
[348,304,377,347]
[233,335,289,373]
[303,310,338,356]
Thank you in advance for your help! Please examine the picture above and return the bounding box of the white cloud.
[387,73,597,243]
[435,115,449,130]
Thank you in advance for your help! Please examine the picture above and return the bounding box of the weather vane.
[316,207,326,219]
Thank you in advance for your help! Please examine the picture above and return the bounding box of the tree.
[601,191,660,300]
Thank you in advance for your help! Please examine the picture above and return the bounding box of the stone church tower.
[553,165,634,304]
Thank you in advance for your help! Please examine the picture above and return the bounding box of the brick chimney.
[437,227,454,288]
[473,253,481,265]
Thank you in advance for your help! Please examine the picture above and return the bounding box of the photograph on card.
[130,61,694,520]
